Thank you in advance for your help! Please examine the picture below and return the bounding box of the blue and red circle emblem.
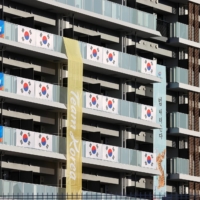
[42,36,47,45]
[41,137,46,146]
[92,49,97,57]
[108,53,113,62]
[147,109,151,117]
[41,86,47,95]
[23,134,28,143]
[91,146,96,154]
[23,83,29,92]
[108,149,113,157]
[92,97,96,105]
[108,100,112,109]
[24,31,29,40]
[147,155,151,164]
[147,62,151,71]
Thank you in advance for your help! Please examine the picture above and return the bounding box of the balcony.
[168,67,200,93]
[2,21,161,83]
[168,158,200,183]
[0,126,159,176]
[168,112,200,138]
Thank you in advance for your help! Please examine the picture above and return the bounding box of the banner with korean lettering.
[103,48,119,67]
[153,65,166,197]
[141,105,156,123]
[86,141,102,160]
[141,58,156,76]
[87,43,103,63]
[36,30,53,50]
[86,92,102,111]
[102,96,118,114]
[141,152,156,169]
[102,144,118,162]
[16,77,35,97]
[16,129,35,148]
[18,25,36,46]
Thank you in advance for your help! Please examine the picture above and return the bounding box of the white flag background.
[16,77,35,97]
[86,92,103,110]
[103,48,119,67]
[34,132,52,151]
[35,81,53,101]
[35,30,53,50]
[141,58,157,76]
[141,152,156,169]
[18,25,36,46]
[16,129,35,148]
[102,96,118,114]
[102,144,118,162]
[141,105,156,122]
[86,43,103,63]
[86,141,102,160]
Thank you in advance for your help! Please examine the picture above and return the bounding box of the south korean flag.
[36,30,53,50]
[34,132,52,151]
[86,44,102,63]
[102,145,118,162]
[141,105,156,122]
[103,48,119,67]
[141,58,157,76]
[86,141,102,160]
[35,81,53,101]
[142,152,156,169]
[86,92,102,110]
[16,129,35,148]
[16,77,35,97]
[102,96,118,114]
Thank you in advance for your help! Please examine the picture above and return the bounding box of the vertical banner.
[86,92,102,110]
[63,38,83,194]
[103,48,119,67]
[0,73,4,90]
[153,65,166,197]
[141,152,156,169]
[18,25,36,46]
[16,77,35,97]
[34,132,52,151]
[141,105,156,122]
[35,81,53,101]
[16,129,35,148]
[102,144,118,162]
[36,30,54,50]
[86,43,103,63]
[141,58,157,76]
[0,20,4,38]
[0,126,3,143]
[102,96,118,114]
[86,141,102,160]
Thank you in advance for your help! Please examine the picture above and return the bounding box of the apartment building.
[0,0,198,198]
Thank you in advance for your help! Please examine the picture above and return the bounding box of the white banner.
[86,92,102,110]
[34,132,52,151]
[102,96,118,114]
[86,141,102,160]
[16,129,35,148]
[103,48,119,67]
[36,30,53,50]
[16,77,35,97]
[18,25,36,46]
[141,58,157,76]
[35,81,53,101]
[86,44,103,63]
[102,144,118,162]
[142,152,156,169]
[141,105,156,122]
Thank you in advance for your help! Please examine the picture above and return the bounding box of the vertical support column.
[188,2,193,41]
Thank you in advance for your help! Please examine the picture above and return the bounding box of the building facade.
[0,0,199,198]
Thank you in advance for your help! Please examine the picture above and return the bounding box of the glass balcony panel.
[13,181,24,195]
[67,0,75,6]
[94,0,102,15]
[120,148,129,164]
[83,0,93,12]
[129,149,137,166]
[103,0,112,18]
[112,2,121,20]
[24,183,34,196]
[121,5,130,23]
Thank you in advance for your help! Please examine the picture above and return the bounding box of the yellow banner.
[63,37,83,194]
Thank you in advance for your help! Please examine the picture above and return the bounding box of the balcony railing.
[51,0,156,30]
[0,126,157,169]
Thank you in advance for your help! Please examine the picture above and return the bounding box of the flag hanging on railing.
[102,96,118,114]
[141,58,156,76]
[86,92,102,110]
[16,77,35,97]
[16,129,35,148]
[141,105,156,122]
[102,144,118,162]
[86,141,102,160]
[35,81,53,101]
[34,132,52,151]
[36,30,53,50]
[103,48,119,67]
[18,25,36,46]
[87,44,103,63]
[141,152,156,169]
